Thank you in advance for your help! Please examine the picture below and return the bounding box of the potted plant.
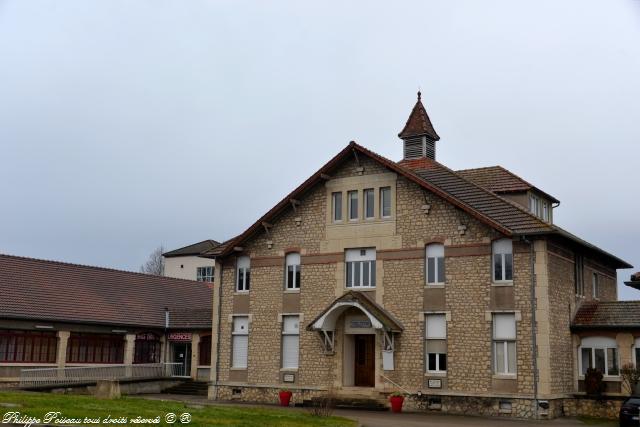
[389,392,405,413]
[279,388,293,407]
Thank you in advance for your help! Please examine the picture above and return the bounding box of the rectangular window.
[348,191,358,220]
[282,315,300,369]
[345,248,376,288]
[426,244,445,285]
[196,266,214,282]
[236,256,250,292]
[0,330,57,363]
[285,253,301,290]
[592,273,599,299]
[380,187,391,218]
[542,202,549,222]
[581,346,619,376]
[575,254,585,296]
[332,192,342,222]
[492,239,513,282]
[66,333,124,364]
[134,332,161,364]
[364,188,374,219]
[425,314,447,373]
[232,316,249,369]
[493,313,516,375]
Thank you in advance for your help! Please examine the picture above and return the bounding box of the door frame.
[353,334,375,387]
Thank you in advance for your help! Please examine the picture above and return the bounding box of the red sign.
[168,332,192,342]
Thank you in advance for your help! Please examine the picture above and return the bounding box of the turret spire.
[399,91,440,160]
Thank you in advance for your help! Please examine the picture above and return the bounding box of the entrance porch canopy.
[307,291,403,333]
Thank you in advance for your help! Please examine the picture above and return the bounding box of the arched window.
[425,244,445,285]
[236,256,251,292]
[199,335,212,366]
[492,239,513,282]
[579,336,619,376]
[285,253,301,290]
[134,332,160,364]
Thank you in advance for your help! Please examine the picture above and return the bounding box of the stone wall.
[563,397,624,420]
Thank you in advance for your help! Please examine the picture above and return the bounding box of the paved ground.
[142,394,617,427]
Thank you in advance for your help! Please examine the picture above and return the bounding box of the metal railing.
[381,375,413,395]
[19,362,183,389]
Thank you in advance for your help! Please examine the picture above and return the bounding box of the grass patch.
[0,391,356,427]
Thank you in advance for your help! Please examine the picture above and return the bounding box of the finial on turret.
[417,90,421,101]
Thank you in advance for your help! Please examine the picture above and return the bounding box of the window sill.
[234,291,250,296]
[492,282,514,287]
[230,367,248,371]
[280,368,298,372]
[345,287,376,291]
[425,371,447,377]
[425,284,445,289]
[492,374,517,380]
[284,289,300,294]
[578,375,620,381]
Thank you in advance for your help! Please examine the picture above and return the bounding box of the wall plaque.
[428,379,442,389]
[283,374,295,383]
[350,320,372,328]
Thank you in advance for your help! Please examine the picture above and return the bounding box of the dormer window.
[529,193,551,222]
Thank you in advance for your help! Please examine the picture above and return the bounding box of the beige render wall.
[164,255,215,281]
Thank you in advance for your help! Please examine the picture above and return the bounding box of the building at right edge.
[200,93,636,419]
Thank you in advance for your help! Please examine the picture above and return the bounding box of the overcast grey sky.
[1,1,638,298]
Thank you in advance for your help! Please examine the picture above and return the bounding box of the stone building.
[199,93,634,419]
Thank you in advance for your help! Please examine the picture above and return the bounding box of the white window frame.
[281,315,300,369]
[231,316,249,369]
[236,256,251,292]
[634,338,640,368]
[380,187,391,218]
[592,273,599,299]
[364,188,375,220]
[542,201,549,222]
[492,239,513,283]
[425,244,445,286]
[493,313,516,375]
[348,190,359,221]
[196,266,214,282]
[425,314,447,374]
[345,248,376,289]
[285,253,301,290]
[579,336,619,377]
[332,192,343,223]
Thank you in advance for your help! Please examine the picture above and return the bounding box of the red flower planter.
[389,395,404,413]
[279,390,293,407]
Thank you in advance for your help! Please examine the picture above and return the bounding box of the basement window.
[499,400,512,414]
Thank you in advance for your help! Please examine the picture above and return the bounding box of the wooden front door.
[354,334,375,387]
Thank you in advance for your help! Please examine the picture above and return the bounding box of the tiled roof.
[0,254,212,329]
[572,301,640,329]
[633,272,640,282]
[456,166,559,204]
[398,92,440,141]
[163,240,220,257]
[206,142,631,269]
[398,157,553,234]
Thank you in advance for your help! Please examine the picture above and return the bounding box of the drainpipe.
[522,236,539,419]
[213,258,223,400]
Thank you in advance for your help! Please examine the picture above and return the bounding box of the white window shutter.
[426,314,446,339]
[426,244,444,258]
[283,316,299,334]
[233,316,249,334]
[493,313,516,340]
[282,335,299,369]
[232,335,248,368]
[492,239,512,255]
